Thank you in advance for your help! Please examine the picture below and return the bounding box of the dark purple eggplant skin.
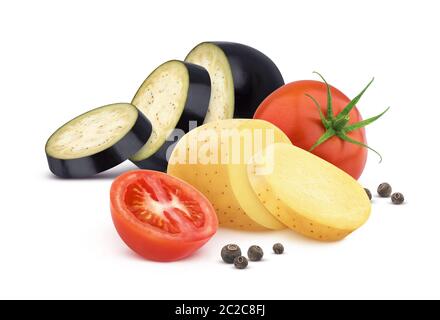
[47,110,152,178]
[198,41,285,118]
[132,62,211,172]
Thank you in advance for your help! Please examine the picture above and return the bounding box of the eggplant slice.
[46,103,152,178]
[130,60,211,171]
[185,42,285,121]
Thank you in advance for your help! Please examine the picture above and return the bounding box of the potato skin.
[167,119,291,230]
[167,119,265,230]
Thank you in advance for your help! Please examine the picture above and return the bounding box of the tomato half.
[254,78,388,180]
[110,170,218,262]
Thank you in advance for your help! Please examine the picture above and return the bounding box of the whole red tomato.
[254,73,388,179]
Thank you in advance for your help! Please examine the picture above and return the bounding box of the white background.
[0,0,438,300]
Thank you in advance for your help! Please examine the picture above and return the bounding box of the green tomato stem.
[336,132,383,163]
[313,71,334,121]
[305,94,331,129]
[333,115,350,131]
[336,78,375,121]
[305,73,389,162]
[344,107,390,132]
[309,128,336,152]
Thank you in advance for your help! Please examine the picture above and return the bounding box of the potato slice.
[227,120,287,230]
[167,119,289,230]
[247,143,371,240]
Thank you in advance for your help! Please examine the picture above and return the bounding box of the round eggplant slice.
[45,103,152,178]
[130,60,211,171]
[185,42,285,122]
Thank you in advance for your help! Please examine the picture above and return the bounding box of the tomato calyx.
[305,72,390,162]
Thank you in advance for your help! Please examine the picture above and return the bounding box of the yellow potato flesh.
[227,120,288,230]
[167,119,289,230]
[247,143,371,240]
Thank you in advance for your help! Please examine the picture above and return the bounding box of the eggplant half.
[130,60,211,171]
[185,42,284,122]
[45,103,152,178]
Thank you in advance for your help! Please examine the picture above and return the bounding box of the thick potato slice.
[247,143,371,240]
[227,120,287,229]
[167,119,289,230]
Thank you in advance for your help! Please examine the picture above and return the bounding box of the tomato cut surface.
[110,170,218,261]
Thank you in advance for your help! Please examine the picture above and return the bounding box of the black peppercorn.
[391,192,404,205]
[233,256,248,269]
[247,245,264,261]
[364,188,372,200]
[377,182,392,197]
[221,244,241,264]
[273,243,284,254]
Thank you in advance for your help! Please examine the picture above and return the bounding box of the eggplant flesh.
[130,60,211,171]
[45,103,152,178]
[185,41,284,120]
[185,43,234,123]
